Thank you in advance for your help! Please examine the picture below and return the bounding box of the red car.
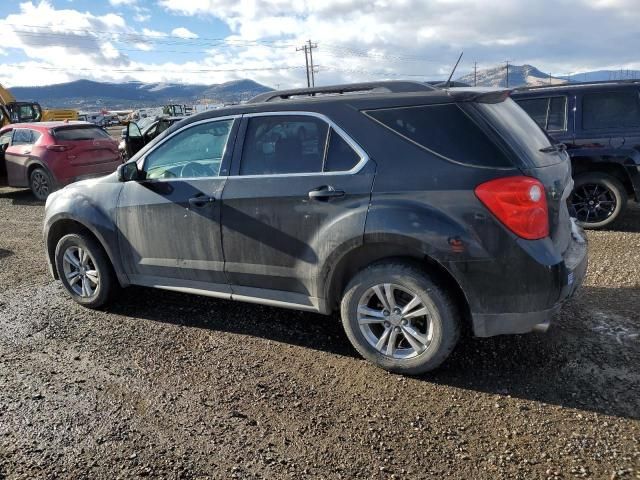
[0,122,122,200]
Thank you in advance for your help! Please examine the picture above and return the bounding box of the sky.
[0,0,639,88]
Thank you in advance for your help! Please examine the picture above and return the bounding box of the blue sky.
[1,0,639,88]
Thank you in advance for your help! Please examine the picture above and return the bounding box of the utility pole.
[505,61,510,88]
[473,61,477,86]
[308,40,318,87]
[297,41,318,88]
[297,44,311,87]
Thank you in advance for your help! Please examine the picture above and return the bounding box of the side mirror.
[117,162,139,182]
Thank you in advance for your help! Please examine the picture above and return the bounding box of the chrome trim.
[236,110,370,178]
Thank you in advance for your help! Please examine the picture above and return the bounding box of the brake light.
[475,176,549,240]
[46,145,73,152]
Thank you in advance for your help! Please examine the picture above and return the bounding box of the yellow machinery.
[1,83,77,126]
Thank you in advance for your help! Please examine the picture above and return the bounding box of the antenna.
[445,52,464,88]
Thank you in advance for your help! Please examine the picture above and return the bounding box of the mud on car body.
[43,81,588,374]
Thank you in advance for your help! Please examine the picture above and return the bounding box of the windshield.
[478,98,564,167]
[54,126,111,141]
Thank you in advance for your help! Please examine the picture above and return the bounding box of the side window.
[240,115,329,175]
[12,129,34,146]
[365,104,512,167]
[30,130,42,144]
[516,98,548,129]
[323,129,361,172]
[0,131,13,150]
[547,96,567,131]
[515,96,567,131]
[143,119,233,180]
[582,90,640,130]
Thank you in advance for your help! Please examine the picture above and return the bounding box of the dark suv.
[512,80,640,228]
[43,81,587,374]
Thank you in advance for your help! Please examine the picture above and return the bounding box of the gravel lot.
[0,186,638,479]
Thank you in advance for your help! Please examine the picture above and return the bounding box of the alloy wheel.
[570,183,617,224]
[357,283,434,359]
[31,171,50,199]
[62,246,100,298]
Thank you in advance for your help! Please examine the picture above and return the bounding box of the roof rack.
[513,78,640,92]
[247,81,437,103]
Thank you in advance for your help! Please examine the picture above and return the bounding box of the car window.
[516,98,548,128]
[365,104,512,167]
[323,128,361,172]
[240,115,329,175]
[53,127,110,141]
[516,96,567,132]
[12,129,37,146]
[0,131,12,149]
[582,90,640,130]
[143,119,233,180]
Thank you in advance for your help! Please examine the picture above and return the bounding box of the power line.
[2,63,306,74]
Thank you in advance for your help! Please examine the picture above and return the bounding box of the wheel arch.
[46,216,124,285]
[571,155,635,198]
[323,241,472,332]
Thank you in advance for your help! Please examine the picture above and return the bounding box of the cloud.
[171,27,199,39]
[2,0,640,89]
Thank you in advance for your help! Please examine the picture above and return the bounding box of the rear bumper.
[469,219,588,337]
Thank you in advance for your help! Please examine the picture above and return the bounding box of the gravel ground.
[0,186,638,480]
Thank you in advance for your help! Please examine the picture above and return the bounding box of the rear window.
[478,98,562,167]
[582,90,640,130]
[364,103,512,167]
[53,127,111,141]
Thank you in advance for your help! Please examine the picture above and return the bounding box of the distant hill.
[457,64,567,87]
[10,79,272,109]
[456,64,640,88]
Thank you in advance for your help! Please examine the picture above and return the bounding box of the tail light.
[46,145,74,152]
[475,176,549,240]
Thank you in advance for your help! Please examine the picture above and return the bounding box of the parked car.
[119,116,183,160]
[0,121,122,200]
[512,80,640,228]
[43,81,587,374]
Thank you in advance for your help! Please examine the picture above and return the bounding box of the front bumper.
[471,219,588,337]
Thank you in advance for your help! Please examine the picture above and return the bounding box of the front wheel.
[570,172,627,229]
[340,262,460,375]
[54,233,117,309]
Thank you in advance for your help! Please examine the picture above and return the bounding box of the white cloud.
[171,27,199,39]
[109,0,133,5]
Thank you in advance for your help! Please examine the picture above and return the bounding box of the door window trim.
[233,111,370,178]
[136,115,240,181]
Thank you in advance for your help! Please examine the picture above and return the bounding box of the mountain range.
[8,64,640,110]
[10,79,272,110]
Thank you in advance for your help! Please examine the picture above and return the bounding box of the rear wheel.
[30,167,52,201]
[340,262,460,375]
[570,172,626,229]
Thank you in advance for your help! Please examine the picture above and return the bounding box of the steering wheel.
[180,162,209,178]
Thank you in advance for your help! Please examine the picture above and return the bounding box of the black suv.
[512,80,640,228]
[43,81,587,374]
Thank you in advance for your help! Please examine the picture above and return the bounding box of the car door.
[4,128,40,187]
[221,112,375,310]
[0,129,12,185]
[124,122,146,158]
[116,116,239,292]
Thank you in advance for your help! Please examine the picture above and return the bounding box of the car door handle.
[188,195,216,207]
[22,148,31,155]
[308,186,345,201]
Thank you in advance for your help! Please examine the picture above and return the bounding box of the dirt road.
[0,186,638,479]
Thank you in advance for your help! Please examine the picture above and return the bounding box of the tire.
[29,167,53,201]
[340,262,460,375]
[571,172,627,229]
[54,233,117,309]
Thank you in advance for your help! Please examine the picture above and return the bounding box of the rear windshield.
[364,103,513,168]
[53,127,111,141]
[477,98,562,167]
